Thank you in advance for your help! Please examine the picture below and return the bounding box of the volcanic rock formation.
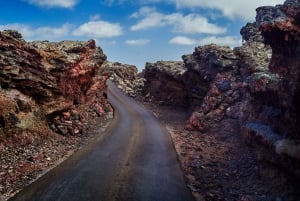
[243,0,300,180]
[0,30,110,138]
[0,30,112,198]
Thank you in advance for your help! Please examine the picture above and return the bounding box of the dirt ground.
[141,102,299,201]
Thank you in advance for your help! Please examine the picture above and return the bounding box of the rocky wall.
[254,0,300,138]
[242,0,300,182]
[0,30,110,140]
[143,61,188,106]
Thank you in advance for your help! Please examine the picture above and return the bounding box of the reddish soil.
[141,102,297,201]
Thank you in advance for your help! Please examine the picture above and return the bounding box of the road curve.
[9,80,194,201]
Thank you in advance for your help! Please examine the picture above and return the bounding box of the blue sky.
[0,0,282,70]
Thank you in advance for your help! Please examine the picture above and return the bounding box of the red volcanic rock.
[0,30,112,197]
[0,30,110,138]
[241,0,300,183]
[183,44,244,130]
[29,39,107,111]
[253,0,300,138]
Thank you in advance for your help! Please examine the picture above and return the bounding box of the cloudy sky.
[0,0,282,70]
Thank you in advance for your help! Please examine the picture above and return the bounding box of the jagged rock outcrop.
[253,0,300,138]
[242,0,300,183]
[0,30,111,139]
[142,21,272,130]
[143,61,188,106]
[0,30,113,198]
[183,44,245,130]
[240,22,265,43]
[143,59,214,107]
[140,22,276,135]
[102,61,144,97]
[236,23,272,78]
[183,1,300,192]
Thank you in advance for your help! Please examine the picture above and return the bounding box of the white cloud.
[169,35,242,47]
[130,7,226,34]
[169,36,198,45]
[25,0,78,8]
[125,39,150,45]
[170,13,227,34]
[72,20,123,38]
[130,7,165,30]
[0,23,72,41]
[0,21,123,41]
[165,0,283,21]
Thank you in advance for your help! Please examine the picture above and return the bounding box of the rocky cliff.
[249,0,300,139]
[243,0,300,182]
[0,30,111,198]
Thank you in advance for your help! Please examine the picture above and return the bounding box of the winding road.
[9,80,194,201]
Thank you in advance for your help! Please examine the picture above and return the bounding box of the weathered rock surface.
[0,30,110,136]
[253,0,300,138]
[102,61,144,97]
[143,61,188,106]
[0,30,112,199]
[143,44,248,129]
[242,0,300,188]
[183,44,244,131]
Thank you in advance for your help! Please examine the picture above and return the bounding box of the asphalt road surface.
[9,80,194,201]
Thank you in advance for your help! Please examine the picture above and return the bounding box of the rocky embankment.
[0,30,112,199]
[141,0,300,199]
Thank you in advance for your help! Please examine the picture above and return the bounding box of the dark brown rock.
[240,1,300,189]
[254,0,300,139]
[143,61,188,106]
